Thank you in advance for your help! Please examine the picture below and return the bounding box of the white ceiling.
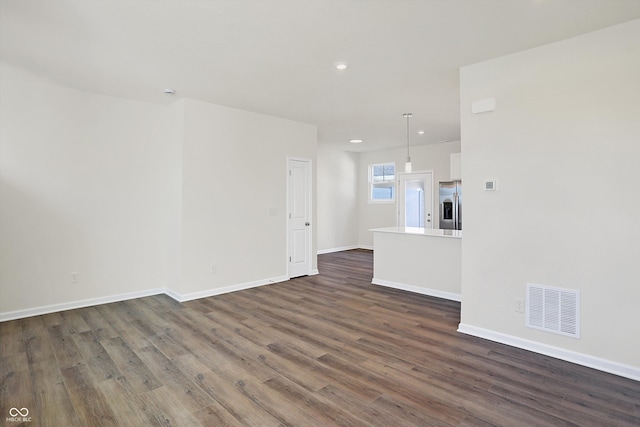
[2,0,639,152]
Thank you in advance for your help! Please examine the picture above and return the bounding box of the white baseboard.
[317,245,359,255]
[0,288,166,322]
[371,278,461,302]
[0,275,291,321]
[317,246,373,255]
[171,275,289,302]
[457,323,640,382]
[162,287,182,302]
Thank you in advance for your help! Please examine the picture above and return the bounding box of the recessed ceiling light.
[335,62,348,70]
[349,139,363,144]
[163,88,176,95]
[417,130,425,135]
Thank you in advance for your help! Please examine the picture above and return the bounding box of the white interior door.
[288,158,311,278]
[398,172,433,228]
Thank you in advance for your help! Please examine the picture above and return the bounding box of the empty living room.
[1,1,639,426]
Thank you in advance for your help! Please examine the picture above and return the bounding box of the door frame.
[397,170,434,228]
[286,156,314,278]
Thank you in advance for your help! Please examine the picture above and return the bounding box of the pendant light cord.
[404,113,413,162]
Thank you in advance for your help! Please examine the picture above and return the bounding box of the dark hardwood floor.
[1,249,639,426]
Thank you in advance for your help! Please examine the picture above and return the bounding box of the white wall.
[0,62,178,314]
[164,100,185,293]
[0,63,317,317]
[317,145,359,253]
[178,99,317,295]
[459,20,640,373]
[373,231,461,300]
[358,141,461,248]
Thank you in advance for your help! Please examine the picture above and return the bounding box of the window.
[369,163,396,202]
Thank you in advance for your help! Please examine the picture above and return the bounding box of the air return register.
[526,283,580,338]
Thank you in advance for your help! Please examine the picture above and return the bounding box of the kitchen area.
[370,153,463,301]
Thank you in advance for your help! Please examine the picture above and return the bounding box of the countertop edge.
[370,227,462,239]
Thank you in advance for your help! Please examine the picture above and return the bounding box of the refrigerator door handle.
[454,192,459,230]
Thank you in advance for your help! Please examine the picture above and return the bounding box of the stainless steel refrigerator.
[439,180,462,230]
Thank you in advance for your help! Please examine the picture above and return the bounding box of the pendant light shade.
[403,113,413,172]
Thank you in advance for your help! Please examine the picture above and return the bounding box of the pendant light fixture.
[403,113,413,172]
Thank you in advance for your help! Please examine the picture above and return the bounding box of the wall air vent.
[527,283,580,338]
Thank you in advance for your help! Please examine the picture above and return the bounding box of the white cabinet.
[450,153,461,180]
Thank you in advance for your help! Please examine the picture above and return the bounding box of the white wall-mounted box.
[471,98,496,114]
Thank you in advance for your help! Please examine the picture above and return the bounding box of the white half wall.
[459,20,640,371]
[372,229,461,301]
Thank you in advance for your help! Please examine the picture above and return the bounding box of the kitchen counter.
[370,227,462,301]
[370,226,462,239]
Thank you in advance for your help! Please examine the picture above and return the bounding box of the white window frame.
[368,162,396,203]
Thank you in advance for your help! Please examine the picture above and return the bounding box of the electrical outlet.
[515,298,524,313]
[210,264,217,274]
[71,272,79,284]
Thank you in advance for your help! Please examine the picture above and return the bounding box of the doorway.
[287,158,312,278]
[397,172,433,228]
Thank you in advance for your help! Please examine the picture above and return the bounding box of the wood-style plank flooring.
[1,249,639,426]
